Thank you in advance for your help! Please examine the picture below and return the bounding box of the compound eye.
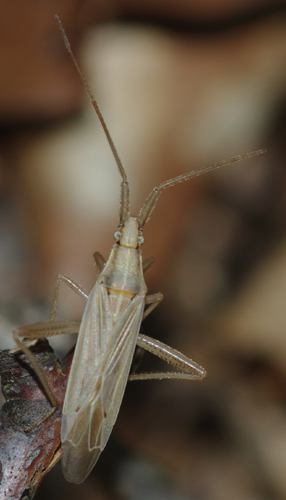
[113,230,121,241]
[138,235,144,246]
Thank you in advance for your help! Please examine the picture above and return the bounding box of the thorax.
[98,244,147,320]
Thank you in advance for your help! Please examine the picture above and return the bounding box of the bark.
[0,340,72,500]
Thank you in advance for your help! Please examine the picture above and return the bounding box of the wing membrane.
[61,283,144,483]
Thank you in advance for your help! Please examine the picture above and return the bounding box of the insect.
[12,16,266,484]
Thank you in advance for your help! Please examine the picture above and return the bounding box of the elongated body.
[12,16,266,485]
[62,221,147,482]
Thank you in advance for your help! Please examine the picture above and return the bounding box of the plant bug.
[12,16,266,484]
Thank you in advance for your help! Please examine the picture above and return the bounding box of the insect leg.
[12,273,86,423]
[143,292,163,320]
[13,320,80,424]
[13,331,58,412]
[130,333,206,381]
[93,251,106,274]
[12,273,85,424]
[142,256,156,273]
[50,273,88,321]
[14,319,80,342]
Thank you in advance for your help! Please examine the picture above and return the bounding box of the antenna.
[55,15,130,223]
[137,149,266,227]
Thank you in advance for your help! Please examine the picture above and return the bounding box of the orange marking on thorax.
[108,289,134,299]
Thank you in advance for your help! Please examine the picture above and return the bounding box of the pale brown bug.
[12,16,266,484]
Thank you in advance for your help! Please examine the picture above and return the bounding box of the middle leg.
[13,320,80,420]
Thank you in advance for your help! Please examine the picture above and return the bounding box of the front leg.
[143,292,163,320]
[142,256,156,273]
[50,274,88,321]
[93,251,106,274]
[130,333,206,381]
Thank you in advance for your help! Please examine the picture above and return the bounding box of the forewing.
[61,284,144,484]
[63,283,112,416]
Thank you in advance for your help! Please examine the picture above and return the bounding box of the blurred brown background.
[1,0,286,499]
